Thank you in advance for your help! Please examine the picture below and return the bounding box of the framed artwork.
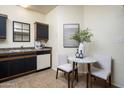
[63,24,80,48]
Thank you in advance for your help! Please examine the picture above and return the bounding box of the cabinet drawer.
[36,50,51,55]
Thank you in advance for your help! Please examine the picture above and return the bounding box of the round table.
[68,56,97,88]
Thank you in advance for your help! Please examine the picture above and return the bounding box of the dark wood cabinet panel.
[9,57,36,76]
[0,56,36,80]
[23,57,36,72]
[0,15,7,39]
[0,61,9,79]
[9,59,25,76]
[35,22,49,41]
[36,50,51,55]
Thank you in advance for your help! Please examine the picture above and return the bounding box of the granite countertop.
[0,47,51,55]
[0,47,52,61]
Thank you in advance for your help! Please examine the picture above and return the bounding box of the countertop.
[0,47,52,57]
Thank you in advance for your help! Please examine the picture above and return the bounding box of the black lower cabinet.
[24,57,36,72]
[9,57,36,76]
[0,56,36,80]
[0,61,9,79]
[9,59,25,76]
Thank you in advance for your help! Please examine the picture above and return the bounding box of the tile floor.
[0,69,113,88]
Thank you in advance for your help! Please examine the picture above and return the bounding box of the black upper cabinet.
[35,22,49,41]
[0,14,7,39]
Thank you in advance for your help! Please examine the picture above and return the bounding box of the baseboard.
[52,67,57,71]
[111,83,120,88]
[36,67,51,72]
[111,84,119,88]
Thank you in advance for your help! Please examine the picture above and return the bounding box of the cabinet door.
[37,54,50,70]
[24,57,36,72]
[36,23,48,41]
[0,16,6,39]
[9,59,24,76]
[0,61,9,79]
[9,57,36,76]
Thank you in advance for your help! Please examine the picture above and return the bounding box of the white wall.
[46,5,124,87]
[46,6,85,71]
[83,5,124,88]
[0,5,46,48]
[46,7,59,70]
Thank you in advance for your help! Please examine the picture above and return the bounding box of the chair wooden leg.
[68,73,70,88]
[74,70,76,80]
[76,69,78,82]
[104,80,107,88]
[93,76,96,86]
[74,69,78,82]
[64,72,66,78]
[109,75,111,87]
[93,76,96,81]
[86,73,89,88]
[91,75,92,88]
[56,68,59,79]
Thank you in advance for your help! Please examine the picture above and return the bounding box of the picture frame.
[63,24,80,48]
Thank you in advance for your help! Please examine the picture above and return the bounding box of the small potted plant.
[71,28,93,56]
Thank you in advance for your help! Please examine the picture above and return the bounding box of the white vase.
[78,42,85,55]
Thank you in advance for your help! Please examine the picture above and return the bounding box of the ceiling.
[25,5,57,14]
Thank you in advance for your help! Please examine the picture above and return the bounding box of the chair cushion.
[57,63,73,72]
[91,67,110,80]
